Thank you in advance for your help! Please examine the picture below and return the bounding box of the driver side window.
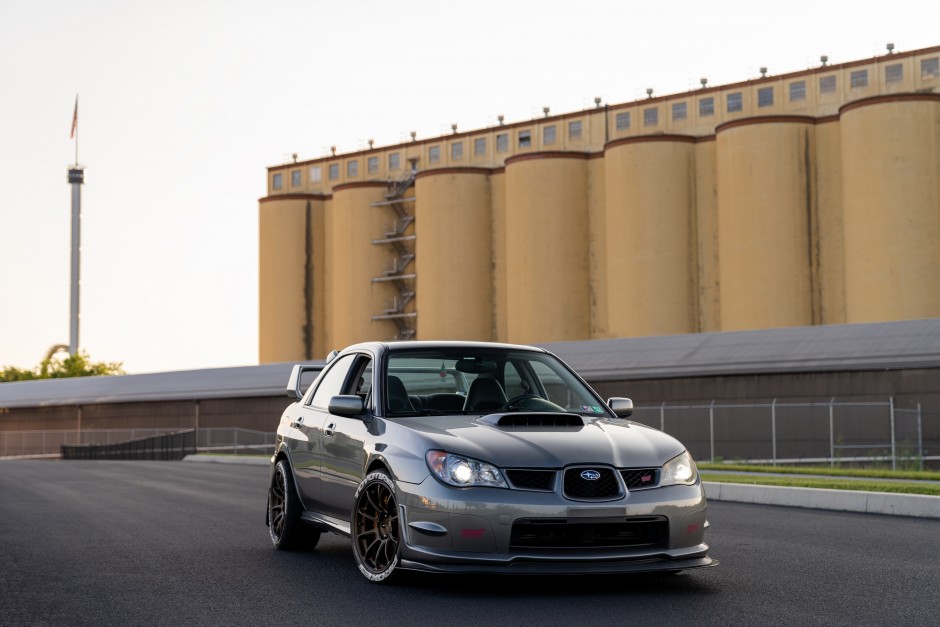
[309,354,357,410]
[353,359,373,404]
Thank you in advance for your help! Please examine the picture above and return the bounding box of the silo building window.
[922,58,939,79]
[699,97,714,117]
[757,87,773,107]
[615,111,630,130]
[819,75,837,93]
[568,120,582,139]
[543,125,556,145]
[850,70,868,88]
[789,81,806,102]
[672,102,687,121]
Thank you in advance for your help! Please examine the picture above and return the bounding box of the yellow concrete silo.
[490,168,508,342]
[326,182,396,349]
[415,168,494,340]
[840,94,940,323]
[504,152,590,343]
[716,116,817,331]
[814,117,846,325]
[586,155,609,338]
[694,137,720,332]
[259,194,327,362]
[604,135,697,337]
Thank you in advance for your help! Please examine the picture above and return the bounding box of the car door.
[289,353,358,510]
[319,355,374,522]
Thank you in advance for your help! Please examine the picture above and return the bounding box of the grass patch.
[698,463,940,482]
[700,472,940,497]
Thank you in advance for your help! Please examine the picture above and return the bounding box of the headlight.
[661,450,698,486]
[426,450,508,488]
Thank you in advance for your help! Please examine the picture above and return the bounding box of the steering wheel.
[502,394,564,412]
[503,392,541,409]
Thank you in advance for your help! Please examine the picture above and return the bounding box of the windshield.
[384,347,609,417]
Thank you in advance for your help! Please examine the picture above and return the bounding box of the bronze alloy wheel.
[268,464,288,544]
[268,459,319,550]
[352,471,401,582]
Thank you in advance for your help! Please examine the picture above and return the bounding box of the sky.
[0,0,937,375]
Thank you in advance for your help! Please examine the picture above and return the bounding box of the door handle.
[324,422,336,437]
[289,417,303,429]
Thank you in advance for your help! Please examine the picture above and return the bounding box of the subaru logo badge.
[580,469,601,481]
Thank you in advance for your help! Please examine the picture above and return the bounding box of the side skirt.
[301,510,351,537]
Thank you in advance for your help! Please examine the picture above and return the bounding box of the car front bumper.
[395,476,716,574]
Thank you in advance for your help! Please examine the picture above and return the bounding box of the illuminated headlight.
[426,450,508,488]
[661,450,698,486]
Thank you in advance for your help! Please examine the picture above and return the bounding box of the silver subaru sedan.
[266,341,716,582]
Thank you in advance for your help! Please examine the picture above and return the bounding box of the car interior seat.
[463,378,507,412]
[386,375,415,413]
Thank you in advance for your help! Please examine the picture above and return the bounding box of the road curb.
[704,481,940,519]
[183,454,269,466]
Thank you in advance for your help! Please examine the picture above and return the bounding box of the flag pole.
[68,95,84,356]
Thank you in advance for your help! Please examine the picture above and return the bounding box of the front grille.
[510,517,667,550]
[563,467,622,501]
[505,469,556,491]
[620,468,660,490]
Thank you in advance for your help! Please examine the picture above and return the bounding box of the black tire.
[351,471,401,582]
[268,459,320,550]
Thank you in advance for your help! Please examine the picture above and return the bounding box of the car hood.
[391,413,686,468]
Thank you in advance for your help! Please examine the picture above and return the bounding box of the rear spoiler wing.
[286,364,324,400]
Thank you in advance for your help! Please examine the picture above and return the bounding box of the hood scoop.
[481,413,586,428]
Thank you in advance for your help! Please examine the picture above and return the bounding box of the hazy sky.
[0,0,936,374]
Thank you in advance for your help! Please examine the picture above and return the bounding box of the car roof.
[341,340,550,354]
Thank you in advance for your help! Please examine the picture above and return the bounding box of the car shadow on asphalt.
[264,534,720,598]
[392,569,719,597]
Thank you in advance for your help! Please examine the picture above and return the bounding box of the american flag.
[70,96,78,139]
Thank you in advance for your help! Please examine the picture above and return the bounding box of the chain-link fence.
[631,399,935,469]
[2,399,936,468]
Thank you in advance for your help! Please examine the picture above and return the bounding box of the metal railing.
[61,429,197,461]
[0,427,277,459]
[631,398,935,470]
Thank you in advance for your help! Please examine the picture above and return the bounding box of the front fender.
[366,442,430,485]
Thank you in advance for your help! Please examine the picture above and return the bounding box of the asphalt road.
[1,461,938,626]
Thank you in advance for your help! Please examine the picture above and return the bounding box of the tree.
[0,351,124,382]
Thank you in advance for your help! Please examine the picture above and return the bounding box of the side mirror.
[607,397,633,418]
[329,395,365,417]
[286,364,323,400]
